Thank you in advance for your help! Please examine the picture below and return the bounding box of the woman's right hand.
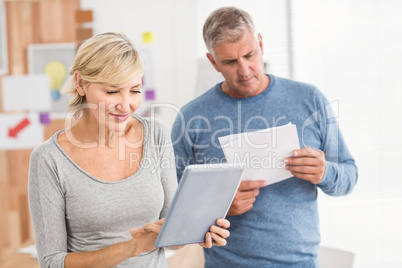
[199,218,231,248]
[129,218,164,257]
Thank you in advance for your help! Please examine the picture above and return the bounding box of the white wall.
[292,2,402,267]
[80,0,199,129]
[79,0,291,130]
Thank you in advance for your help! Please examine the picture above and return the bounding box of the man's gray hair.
[203,7,256,54]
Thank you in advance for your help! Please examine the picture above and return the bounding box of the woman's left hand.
[199,218,230,248]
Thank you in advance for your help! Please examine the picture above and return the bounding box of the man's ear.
[206,53,220,72]
[74,72,85,96]
[258,33,264,55]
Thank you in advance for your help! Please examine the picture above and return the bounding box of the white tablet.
[154,163,244,248]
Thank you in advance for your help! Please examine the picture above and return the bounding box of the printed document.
[218,123,300,185]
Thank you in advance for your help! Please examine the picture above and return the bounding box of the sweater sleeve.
[315,91,358,196]
[28,147,68,268]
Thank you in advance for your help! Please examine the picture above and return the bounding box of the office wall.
[0,1,198,261]
[0,0,79,262]
[0,0,197,261]
[80,0,200,129]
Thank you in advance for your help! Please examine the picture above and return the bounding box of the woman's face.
[80,75,142,133]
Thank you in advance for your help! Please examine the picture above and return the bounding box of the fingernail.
[294,151,298,156]
[217,219,222,225]
[284,159,289,164]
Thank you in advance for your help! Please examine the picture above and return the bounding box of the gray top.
[28,116,177,267]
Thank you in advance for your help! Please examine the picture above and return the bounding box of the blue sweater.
[171,74,358,267]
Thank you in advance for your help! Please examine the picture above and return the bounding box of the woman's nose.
[116,96,130,113]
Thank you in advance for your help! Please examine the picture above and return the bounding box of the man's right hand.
[227,180,267,216]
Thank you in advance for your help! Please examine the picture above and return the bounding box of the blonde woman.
[28,32,230,268]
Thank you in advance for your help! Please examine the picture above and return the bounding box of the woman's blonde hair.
[62,32,144,118]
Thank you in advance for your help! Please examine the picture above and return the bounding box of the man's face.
[207,30,268,98]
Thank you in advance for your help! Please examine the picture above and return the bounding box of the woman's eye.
[131,90,141,94]
[106,91,118,94]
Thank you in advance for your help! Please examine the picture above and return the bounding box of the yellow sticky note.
[142,32,154,44]
[43,61,67,90]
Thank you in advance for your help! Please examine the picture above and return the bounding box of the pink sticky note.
[145,89,155,101]
[39,112,51,125]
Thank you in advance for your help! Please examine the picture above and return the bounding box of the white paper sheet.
[0,113,44,150]
[218,123,300,185]
[2,74,51,112]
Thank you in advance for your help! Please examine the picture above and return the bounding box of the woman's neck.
[66,114,127,149]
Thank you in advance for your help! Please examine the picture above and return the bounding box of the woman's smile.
[110,113,130,122]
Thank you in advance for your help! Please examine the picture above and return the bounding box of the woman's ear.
[74,72,85,96]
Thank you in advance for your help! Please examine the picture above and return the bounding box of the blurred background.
[0,0,401,267]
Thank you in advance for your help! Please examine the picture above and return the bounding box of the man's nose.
[237,59,249,77]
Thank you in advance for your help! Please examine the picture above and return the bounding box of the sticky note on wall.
[75,10,93,23]
[145,89,156,101]
[142,32,154,44]
[77,28,93,42]
[39,112,51,125]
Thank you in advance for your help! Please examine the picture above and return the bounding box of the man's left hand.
[284,146,326,184]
